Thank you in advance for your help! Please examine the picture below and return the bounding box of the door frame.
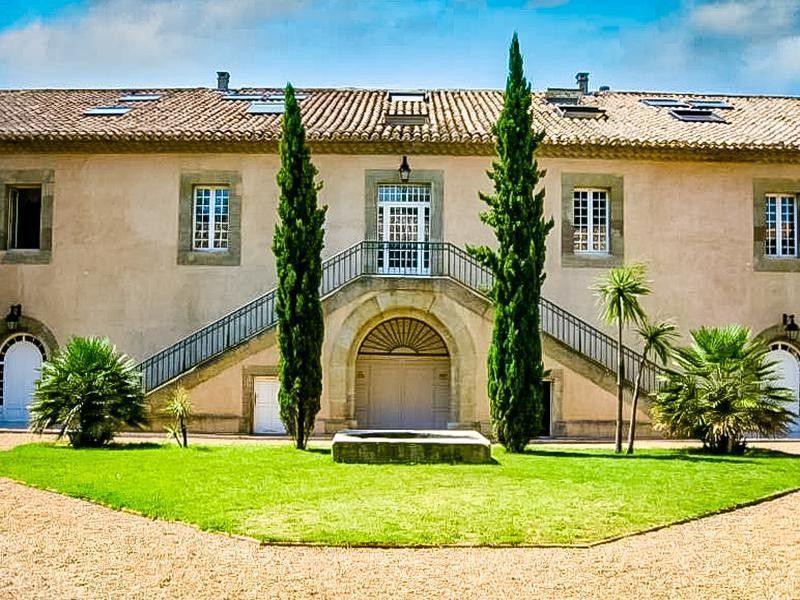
[0,333,47,423]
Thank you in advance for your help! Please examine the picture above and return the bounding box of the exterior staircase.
[139,241,662,394]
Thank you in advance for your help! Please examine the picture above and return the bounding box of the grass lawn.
[1,442,799,546]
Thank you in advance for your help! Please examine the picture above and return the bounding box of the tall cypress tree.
[273,83,327,450]
[468,34,553,452]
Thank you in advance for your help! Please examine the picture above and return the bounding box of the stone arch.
[0,313,58,359]
[326,288,479,429]
[0,332,48,421]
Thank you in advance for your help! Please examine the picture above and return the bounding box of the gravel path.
[2,433,800,599]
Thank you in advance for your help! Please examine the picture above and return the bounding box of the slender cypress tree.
[273,83,327,450]
[468,34,553,452]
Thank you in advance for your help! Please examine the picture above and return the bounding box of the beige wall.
[1,150,800,407]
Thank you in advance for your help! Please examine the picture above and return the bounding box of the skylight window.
[384,114,429,126]
[266,93,307,102]
[688,99,734,110]
[556,104,606,119]
[641,98,690,108]
[246,102,285,115]
[669,109,727,123]
[118,93,161,102]
[84,106,131,116]
[222,93,264,101]
[388,91,426,102]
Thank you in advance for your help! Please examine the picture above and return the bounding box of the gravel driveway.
[2,433,799,599]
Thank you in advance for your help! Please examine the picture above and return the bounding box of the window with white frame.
[376,183,431,273]
[193,186,230,251]
[765,194,798,258]
[573,189,609,253]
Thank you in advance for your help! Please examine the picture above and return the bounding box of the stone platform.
[331,430,493,464]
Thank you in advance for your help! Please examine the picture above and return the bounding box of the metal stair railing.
[139,240,661,393]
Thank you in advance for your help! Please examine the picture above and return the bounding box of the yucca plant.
[594,263,651,453]
[164,386,192,447]
[651,325,795,454]
[29,336,147,447]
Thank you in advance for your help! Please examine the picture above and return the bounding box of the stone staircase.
[139,241,661,394]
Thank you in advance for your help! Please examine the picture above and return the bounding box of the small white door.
[3,340,43,423]
[769,349,800,436]
[253,376,285,434]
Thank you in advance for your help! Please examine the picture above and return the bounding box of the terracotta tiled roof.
[0,87,799,159]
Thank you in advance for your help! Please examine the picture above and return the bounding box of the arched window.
[359,317,448,356]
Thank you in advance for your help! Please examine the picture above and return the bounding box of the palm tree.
[651,325,795,454]
[30,336,147,447]
[594,263,651,453]
[626,320,678,454]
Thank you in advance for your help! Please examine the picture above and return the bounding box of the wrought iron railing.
[140,241,662,393]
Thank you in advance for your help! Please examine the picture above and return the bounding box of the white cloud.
[689,0,799,36]
[0,0,308,87]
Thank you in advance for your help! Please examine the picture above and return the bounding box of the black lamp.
[783,313,799,341]
[5,304,21,332]
[398,155,411,182]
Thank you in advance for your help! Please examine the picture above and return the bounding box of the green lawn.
[1,443,799,546]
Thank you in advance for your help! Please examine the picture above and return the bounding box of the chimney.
[216,71,230,92]
[576,72,589,94]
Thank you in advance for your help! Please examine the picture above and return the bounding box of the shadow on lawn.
[520,448,776,464]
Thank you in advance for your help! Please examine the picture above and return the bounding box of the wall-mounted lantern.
[783,313,799,341]
[5,304,21,332]
[398,155,411,182]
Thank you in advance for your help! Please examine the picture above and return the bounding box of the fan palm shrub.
[29,336,147,447]
[626,319,678,454]
[651,325,795,454]
[594,263,651,453]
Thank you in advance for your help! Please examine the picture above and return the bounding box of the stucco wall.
[1,151,799,438]
[2,153,798,361]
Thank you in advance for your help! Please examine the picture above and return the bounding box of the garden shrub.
[29,336,147,447]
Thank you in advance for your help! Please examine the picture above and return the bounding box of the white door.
[3,340,43,423]
[769,349,800,436]
[253,376,285,434]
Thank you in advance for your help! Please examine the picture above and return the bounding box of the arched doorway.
[355,317,450,429]
[1,334,46,424]
[768,342,800,437]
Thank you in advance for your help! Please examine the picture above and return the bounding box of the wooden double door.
[355,356,450,430]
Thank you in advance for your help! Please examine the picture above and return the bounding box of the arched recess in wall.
[355,317,451,429]
[767,341,800,437]
[0,333,48,422]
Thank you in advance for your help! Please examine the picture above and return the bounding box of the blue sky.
[0,0,798,95]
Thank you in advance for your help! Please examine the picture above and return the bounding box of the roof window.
[688,99,734,110]
[641,98,690,108]
[669,108,727,123]
[545,88,582,105]
[246,102,285,115]
[222,93,264,101]
[266,92,307,102]
[388,91,426,102]
[556,104,606,119]
[118,93,161,102]
[84,106,131,116]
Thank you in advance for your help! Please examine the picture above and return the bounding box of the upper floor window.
[7,187,42,250]
[193,186,229,251]
[765,194,797,258]
[573,188,609,254]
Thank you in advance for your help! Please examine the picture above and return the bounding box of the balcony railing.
[140,241,662,393]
